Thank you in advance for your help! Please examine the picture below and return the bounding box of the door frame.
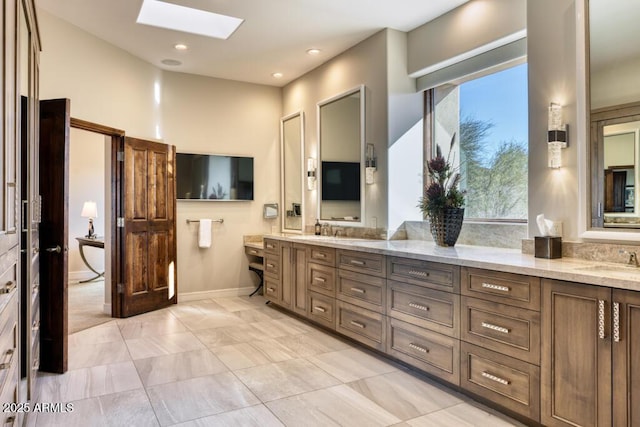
[69,118,124,317]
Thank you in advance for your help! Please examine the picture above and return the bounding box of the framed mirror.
[318,86,365,225]
[588,0,640,230]
[280,111,304,233]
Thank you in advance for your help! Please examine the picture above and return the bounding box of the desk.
[244,242,264,296]
[76,237,105,283]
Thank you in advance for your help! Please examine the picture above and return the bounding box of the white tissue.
[536,214,555,236]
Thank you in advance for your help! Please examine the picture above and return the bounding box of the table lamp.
[81,201,98,239]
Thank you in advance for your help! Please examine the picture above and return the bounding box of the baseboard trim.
[178,286,256,302]
[103,303,111,315]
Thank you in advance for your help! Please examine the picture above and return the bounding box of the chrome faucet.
[619,250,639,267]
[334,228,343,238]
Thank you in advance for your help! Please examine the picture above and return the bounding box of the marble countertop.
[265,234,640,291]
[244,241,264,250]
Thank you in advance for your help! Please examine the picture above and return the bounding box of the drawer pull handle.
[250,250,258,254]
[314,277,327,283]
[32,321,40,332]
[32,283,39,293]
[350,320,365,329]
[481,322,510,334]
[0,281,16,294]
[267,287,275,292]
[350,287,366,294]
[266,244,275,249]
[5,416,16,426]
[613,301,621,343]
[481,371,510,385]
[598,299,606,339]
[0,349,15,369]
[481,282,510,292]
[313,306,327,313]
[350,260,365,266]
[409,302,429,312]
[32,359,39,371]
[409,270,429,278]
[409,343,429,353]
[316,253,326,258]
[266,263,275,268]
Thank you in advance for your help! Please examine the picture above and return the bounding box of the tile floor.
[34,295,525,426]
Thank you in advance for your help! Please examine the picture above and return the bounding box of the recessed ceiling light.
[137,0,243,40]
[161,59,182,66]
[306,48,321,55]
[174,44,188,51]
[272,72,283,79]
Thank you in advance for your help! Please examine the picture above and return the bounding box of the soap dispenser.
[314,219,321,235]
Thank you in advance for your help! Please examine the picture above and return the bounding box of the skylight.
[137,0,243,40]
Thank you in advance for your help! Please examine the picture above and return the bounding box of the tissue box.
[535,236,562,259]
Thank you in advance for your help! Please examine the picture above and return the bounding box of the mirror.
[280,112,304,232]
[589,0,640,228]
[318,86,365,225]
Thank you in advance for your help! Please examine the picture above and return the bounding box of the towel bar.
[186,218,224,224]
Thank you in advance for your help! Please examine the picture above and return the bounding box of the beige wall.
[68,128,106,281]
[38,9,282,297]
[282,30,389,230]
[527,0,580,239]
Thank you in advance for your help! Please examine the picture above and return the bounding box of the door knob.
[45,245,62,253]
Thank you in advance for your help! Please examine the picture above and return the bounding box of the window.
[431,63,528,221]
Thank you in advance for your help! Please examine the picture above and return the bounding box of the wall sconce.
[365,143,377,185]
[547,103,568,169]
[307,157,317,191]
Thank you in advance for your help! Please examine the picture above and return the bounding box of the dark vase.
[429,208,464,247]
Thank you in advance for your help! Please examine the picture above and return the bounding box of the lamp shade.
[81,201,98,218]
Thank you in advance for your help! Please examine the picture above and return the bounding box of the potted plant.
[418,133,465,246]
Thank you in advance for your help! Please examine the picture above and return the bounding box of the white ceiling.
[589,0,640,72]
[36,0,469,86]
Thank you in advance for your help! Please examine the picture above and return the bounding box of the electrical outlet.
[549,221,563,237]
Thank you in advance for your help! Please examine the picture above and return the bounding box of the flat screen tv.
[321,161,360,201]
[176,153,254,200]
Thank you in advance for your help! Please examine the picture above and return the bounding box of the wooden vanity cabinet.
[542,279,640,427]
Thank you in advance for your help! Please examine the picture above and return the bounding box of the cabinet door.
[292,245,307,316]
[541,280,611,427]
[280,243,292,308]
[612,289,640,427]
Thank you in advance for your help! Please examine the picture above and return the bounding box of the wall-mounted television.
[176,153,254,200]
[321,161,360,201]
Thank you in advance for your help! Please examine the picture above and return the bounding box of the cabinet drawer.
[0,296,17,395]
[461,342,540,422]
[387,280,459,338]
[337,269,385,313]
[336,301,385,351]
[308,292,335,329]
[387,317,459,385]
[307,263,336,297]
[264,276,281,301]
[388,257,460,293]
[0,355,18,425]
[461,296,540,365]
[245,246,264,258]
[462,267,540,311]
[337,250,386,277]
[308,245,336,267]
[263,239,281,254]
[263,254,280,279]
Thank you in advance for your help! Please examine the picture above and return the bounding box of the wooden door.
[38,99,69,373]
[541,279,612,427]
[612,289,640,427]
[292,244,307,315]
[120,137,177,317]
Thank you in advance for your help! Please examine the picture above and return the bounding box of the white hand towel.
[198,219,212,248]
